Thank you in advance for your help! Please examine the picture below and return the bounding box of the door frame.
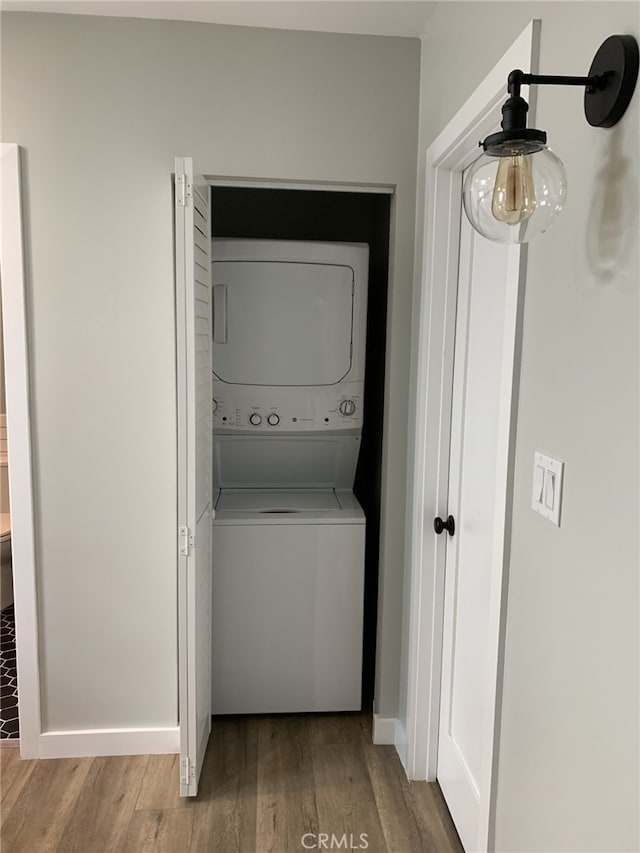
[403,18,540,838]
[0,144,42,756]
[203,174,396,717]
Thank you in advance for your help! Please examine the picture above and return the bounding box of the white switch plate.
[531,452,564,526]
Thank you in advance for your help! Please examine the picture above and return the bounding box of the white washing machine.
[210,239,368,714]
[212,487,365,714]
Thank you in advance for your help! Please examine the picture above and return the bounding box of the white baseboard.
[372,715,410,774]
[372,714,398,745]
[394,721,408,772]
[37,726,179,759]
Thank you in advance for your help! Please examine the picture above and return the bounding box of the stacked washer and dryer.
[210,239,368,715]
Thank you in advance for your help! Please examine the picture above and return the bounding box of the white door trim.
[403,17,540,836]
[205,173,398,726]
[0,143,42,757]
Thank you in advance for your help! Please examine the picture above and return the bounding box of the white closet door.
[437,207,520,850]
[175,157,212,797]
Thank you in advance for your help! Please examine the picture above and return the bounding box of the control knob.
[212,399,219,413]
[249,412,262,426]
[339,399,356,417]
[267,413,280,426]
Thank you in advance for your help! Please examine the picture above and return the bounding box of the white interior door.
[436,202,521,850]
[175,157,212,797]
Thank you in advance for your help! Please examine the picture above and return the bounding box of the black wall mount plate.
[585,34,639,127]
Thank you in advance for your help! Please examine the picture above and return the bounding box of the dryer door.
[212,261,354,386]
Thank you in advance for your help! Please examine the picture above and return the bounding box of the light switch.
[532,452,564,526]
[534,465,544,503]
[544,470,555,509]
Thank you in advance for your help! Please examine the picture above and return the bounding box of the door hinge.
[181,756,194,786]
[179,526,194,557]
[176,173,193,207]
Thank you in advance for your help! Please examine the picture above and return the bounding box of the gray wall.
[411,3,639,850]
[1,13,420,729]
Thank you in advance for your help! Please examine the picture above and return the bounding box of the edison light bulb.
[491,154,536,225]
[463,147,567,243]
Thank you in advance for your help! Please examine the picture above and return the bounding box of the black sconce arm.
[507,69,608,97]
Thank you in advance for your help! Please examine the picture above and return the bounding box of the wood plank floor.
[1,713,463,853]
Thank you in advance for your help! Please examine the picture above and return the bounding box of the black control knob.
[433,515,455,536]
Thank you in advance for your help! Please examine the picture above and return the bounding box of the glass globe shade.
[462,146,567,244]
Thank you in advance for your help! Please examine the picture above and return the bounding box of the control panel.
[212,381,364,432]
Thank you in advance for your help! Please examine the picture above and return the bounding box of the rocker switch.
[532,452,564,527]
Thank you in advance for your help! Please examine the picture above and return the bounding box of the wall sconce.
[463,35,639,244]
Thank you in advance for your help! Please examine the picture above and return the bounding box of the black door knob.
[433,515,455,536]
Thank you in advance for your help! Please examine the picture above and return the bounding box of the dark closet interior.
[211,186,391,709]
